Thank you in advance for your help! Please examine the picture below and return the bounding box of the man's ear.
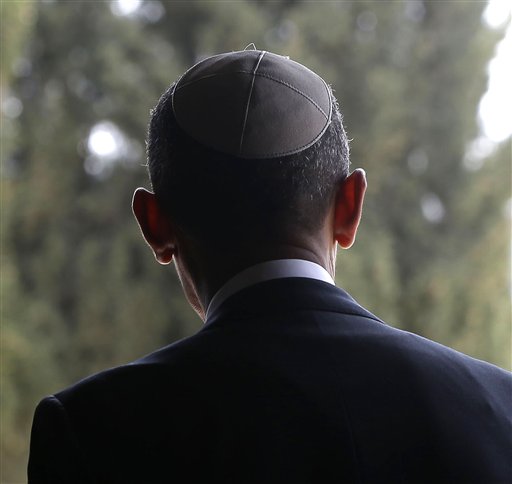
[333,168,367,249]
[132,188,175,265]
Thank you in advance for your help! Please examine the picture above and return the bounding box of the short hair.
[146,82,350,247]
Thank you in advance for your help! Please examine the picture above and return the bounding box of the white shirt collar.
[205,259,335,320]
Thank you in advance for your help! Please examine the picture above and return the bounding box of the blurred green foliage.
[1,1,510,481]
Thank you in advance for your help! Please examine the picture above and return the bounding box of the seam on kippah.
[324,78,333,128]
[241,117,331,159]
[173,70,255,92]
[175,72,228,91]
[252,72,329,120]
[239,51,266,155]
[178,69,330,121]
[173,50,257,91]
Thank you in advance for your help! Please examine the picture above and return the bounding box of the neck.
[177,232,336,320]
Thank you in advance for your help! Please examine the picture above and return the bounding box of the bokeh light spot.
[2,96,23,119]
[479,0,512,142]
[110,0,141,17]
[87,123,119,158]
[421,193,445,224]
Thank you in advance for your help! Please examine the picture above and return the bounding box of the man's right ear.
[132,188,175,265]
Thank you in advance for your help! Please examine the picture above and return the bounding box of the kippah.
[171,49,332,159]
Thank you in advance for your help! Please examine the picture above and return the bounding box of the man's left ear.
[333,168,367,249]
[132,188,176,264]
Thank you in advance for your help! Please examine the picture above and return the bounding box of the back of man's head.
[146,50,350,249]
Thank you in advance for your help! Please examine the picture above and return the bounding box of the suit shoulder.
[55,333,210,409]
[363,321,512,425]
[325,309,511,403]
[390,325,510,381]
[29,396,93,483]
[343,309,510,375]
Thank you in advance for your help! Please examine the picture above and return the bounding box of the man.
[29,50,511,483]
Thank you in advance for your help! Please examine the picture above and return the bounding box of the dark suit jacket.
[29,278,512,483]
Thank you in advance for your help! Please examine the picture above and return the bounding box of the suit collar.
[204,277,383,329]
[205,259,334,320]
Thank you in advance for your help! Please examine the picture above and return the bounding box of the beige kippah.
[172,49,332,159]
